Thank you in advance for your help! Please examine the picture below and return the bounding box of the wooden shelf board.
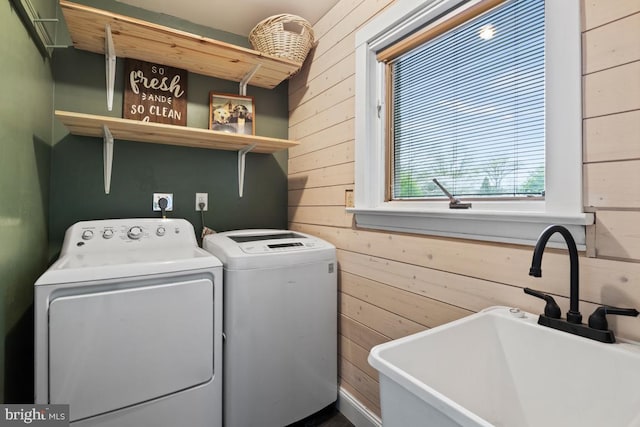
[55,110,299,154]
[59,0,302,89]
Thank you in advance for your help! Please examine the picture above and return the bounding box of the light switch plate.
[345,189,354,208]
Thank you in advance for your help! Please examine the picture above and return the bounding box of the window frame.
[351,0,593,248]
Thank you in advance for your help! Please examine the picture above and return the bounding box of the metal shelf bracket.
[103,125,114,194]
[239,64,261,96]
[237,144,256,197]
[237,65,261,196]
[105,23,116,111]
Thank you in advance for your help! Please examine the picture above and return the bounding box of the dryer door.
[48,278,213,422]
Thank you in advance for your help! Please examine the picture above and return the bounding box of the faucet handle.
[588,306,640,331]
[523,288,562,319]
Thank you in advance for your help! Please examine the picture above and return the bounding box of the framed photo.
[209,92,255,135]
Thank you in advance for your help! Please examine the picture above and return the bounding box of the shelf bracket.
[105,23,116,111]
[237,144,256,197]
[103,125,114,194]
[239,64,261,96]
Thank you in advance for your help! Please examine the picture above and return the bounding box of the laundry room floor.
[289,405,354,427]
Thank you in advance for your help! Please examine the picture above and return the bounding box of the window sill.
[347,205,594,250]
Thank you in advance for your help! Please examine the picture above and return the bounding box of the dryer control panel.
[60,218,198,256]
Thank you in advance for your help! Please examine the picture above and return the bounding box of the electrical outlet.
[196,193,208,211]
[153,193,174,211]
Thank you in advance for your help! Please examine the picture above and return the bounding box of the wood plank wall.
[288,0,640,416]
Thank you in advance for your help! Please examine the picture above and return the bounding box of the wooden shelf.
[56,110,298,196]
[55,110,298,154]
[56,3,301,196]
[59,0,302,89]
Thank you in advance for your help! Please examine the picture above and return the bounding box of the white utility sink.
[369,306,640,427]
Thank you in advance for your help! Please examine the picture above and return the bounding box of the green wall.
[1,2,53,403]
[50,1,290,252]
[0,0,290,403]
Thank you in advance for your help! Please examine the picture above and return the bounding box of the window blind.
[390,0,545,200]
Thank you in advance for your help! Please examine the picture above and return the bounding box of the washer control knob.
[81,230,94,240]
[127,226,144,240]
[102,229,114,239]
[156,226,166,237]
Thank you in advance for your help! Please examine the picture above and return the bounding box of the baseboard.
[336,387,382,427]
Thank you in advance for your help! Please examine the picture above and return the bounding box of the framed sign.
[209,92,255,135]
[124,59,187,126]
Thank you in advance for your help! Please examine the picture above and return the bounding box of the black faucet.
[524,224,639,343]
[529,225,582,323]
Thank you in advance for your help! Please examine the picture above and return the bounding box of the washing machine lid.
[203,229,336,270]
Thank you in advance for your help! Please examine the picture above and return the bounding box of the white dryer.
[35,218,223,427]
[203,229,337,427]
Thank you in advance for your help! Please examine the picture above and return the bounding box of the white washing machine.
[203,229,337,427]
[34,218,223,427]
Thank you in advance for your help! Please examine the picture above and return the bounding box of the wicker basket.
[249,14,315,66]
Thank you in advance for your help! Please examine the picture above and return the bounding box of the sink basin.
[369,306,640,427]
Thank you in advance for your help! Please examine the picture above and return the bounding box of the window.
[352,0,593,248]
[388,0,545,201]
